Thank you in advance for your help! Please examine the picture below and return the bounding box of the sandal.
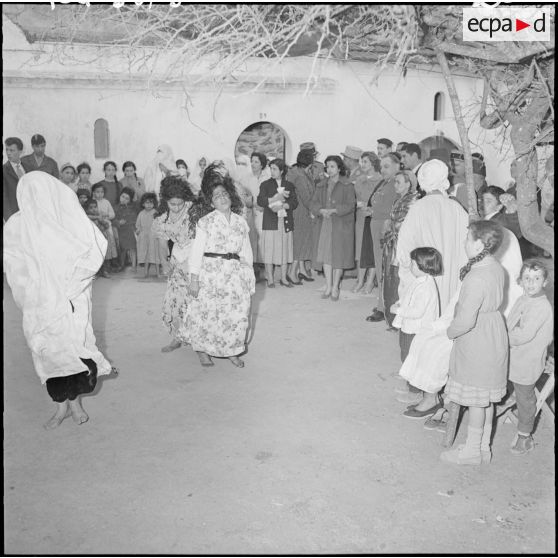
[229,356,245,368]
[197,352,214,367]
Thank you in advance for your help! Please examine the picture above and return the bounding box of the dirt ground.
[3,269,555,554]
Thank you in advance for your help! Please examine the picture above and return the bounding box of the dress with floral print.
[181,210,255,357]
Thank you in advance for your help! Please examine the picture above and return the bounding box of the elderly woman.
[182,165,255,368]
[382,170,419,327]
[310,155,356,301]
[258,158,298,287]
[286,149,316,282]
[354,151,382,294]
[3,171,114,429]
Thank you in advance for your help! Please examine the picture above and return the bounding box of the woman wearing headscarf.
[3,171,114,429]
[396,159,469,312]
[143,145,177,197]
[382,170,419,327]
[144,145,178,272]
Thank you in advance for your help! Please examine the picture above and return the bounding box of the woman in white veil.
[143,144,177,197]
[3,171,114,429]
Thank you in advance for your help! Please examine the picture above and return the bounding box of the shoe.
[424,409,448,431]
[279,280,294,288]
[365,310,385,322]
[197,352,214,367]
[351,283,364,293]
[229,356,245,368]
[298,273,314,282]
[331,290,340,301]
[386,326,398,332]
[287,276,303,286]
[403,402,442,419]
[161,339,182,353]
[266,281,275,288]
[321,292,331,299]
[510,434,535,455]
[98,270,110,278]
[396,391,423,404]
[440,444,482,465]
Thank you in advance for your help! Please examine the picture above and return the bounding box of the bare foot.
[69,399,89,425]
[197,351,214,367]
[229,356,245,368]
[44,403,70,430]
[161,339,182,353]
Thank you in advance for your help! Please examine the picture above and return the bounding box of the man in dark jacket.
[3,137,26,221]
[20,133,59,179]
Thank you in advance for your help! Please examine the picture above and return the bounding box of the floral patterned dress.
[181,210,255,357]
[152,203,193,343]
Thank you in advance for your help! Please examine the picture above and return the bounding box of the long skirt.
[360,216,375,269]
[162,262,191,344]
[181,258,255,357]
[355,209,367,263]
[261,221,293,265]
[46,358,98,402]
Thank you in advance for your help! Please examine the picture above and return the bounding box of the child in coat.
[136,192,160,278]
[441,220,509,465]
[391,247,443,418]
[506,259,554,455]
[114,187,139,271]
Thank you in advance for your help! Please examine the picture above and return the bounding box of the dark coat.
[310,177,356,269]
[257,178,298,233]
[3,162,20,221]
[20,154,60,179]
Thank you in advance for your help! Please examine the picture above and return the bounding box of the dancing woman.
[3,171,114,429]
[182,165,255,367]
[152,176,197,352]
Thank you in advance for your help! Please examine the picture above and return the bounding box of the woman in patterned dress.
[382,170,419,327]
[182,165,255,368]
[152,176,196,352]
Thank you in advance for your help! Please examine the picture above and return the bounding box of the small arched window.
[94,118,110,158]
[434,92,445,121]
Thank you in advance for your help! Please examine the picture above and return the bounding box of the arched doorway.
[419,134,460,161]
[234,121,288,162]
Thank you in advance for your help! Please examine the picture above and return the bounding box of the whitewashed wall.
[3,14,513,186]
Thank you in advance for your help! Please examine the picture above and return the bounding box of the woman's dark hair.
[91,183,106,194]
[410,247,443,277]
[176,159,188,169]
[86,199,98,209]
[103,160,117,172]
[122,161,136,172]
[139,192,158,209]
[324,155,348,177]
[269,158,288,178]
[296,149,314,168]
[159,175,195,202]
[361,151,381,173]
[119,187,135,202]
[189,164,243,236]
[77,162,92,174]
[383,152,401,167]
[251,151,267,169]
[460,220,504,280]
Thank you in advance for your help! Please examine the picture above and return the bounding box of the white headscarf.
[144,144,177,195]
[418,159,450,193]
[3,171,111,383]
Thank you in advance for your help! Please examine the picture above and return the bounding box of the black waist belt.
[203,252,240,260]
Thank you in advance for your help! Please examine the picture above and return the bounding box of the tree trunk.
[435,49,479,220]
[509,93,555,257]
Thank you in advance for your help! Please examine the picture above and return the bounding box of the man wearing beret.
[300,141,325,185]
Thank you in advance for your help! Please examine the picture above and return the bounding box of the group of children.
[390,220,553,464]
[76,186,163,278]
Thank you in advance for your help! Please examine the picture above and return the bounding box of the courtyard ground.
[3,270,555,554]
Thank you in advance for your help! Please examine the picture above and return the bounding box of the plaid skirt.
[445,378,506,407]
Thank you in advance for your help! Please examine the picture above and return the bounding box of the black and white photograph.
[2,1,555,554]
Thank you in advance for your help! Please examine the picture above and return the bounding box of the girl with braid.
[440,220,509,465]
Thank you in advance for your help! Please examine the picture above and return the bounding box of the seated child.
[507,259,554,455]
